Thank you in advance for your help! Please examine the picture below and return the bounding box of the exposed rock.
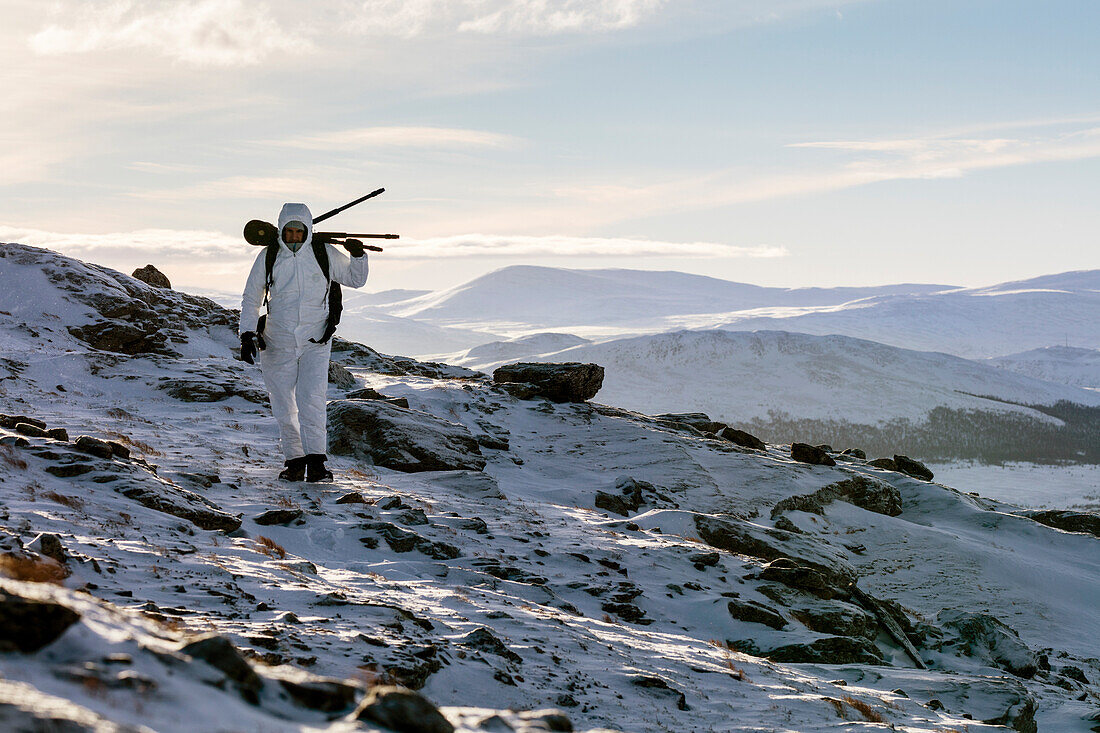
[25,533,67,564]
[788,600,876,640]
[179,634,263,701]
[655,413,726,434]
[362,522,461,560]
[456,627,522,664]
[514,709,573,731]
[771,475,902,519]
[75,435,115,460]
[717,426,766,450]
[352,685,455,733]
[0,581,81,653]
[0,414,46,429]
[893,454,934,481]
[758,558,853,601]
[840,448,866,459]
[160,378,267,405]
[14,422,48,438]
[117,477,242,532]
[46,427,69,441]
[328,361,357,389]
[790,442,836,466]
[630,676,688,710]
[331,337,480,380]
[345,387,410,408]
[595,490,635,517]
[493,362,604,403]
[936,610,1039,679]
[868,458,898,471]
[335,491,369,504]
[1019,509,1100,538]
[727,598,786,629]
[45,463,95,478]
[131,265,171,289]
[328,399,486,472]
[267,668,360,713]
[692,514,857,591]
[254,509,303,526]
[762,635,884,665]
[689,551,720,568]
[68,321,174,356]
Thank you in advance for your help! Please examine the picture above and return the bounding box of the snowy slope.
[987,346,1100,390]
[3,243,1100,731]
[463,329,1100,424]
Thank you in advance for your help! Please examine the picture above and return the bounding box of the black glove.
[342,238,366,257]
[240,331,266,364]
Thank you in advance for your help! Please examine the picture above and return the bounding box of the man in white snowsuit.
[238,203,369,482]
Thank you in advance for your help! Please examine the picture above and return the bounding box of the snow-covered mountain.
[988,346,1100,390]
[4,243,1100,731]
[369,265,1100,360]
[384,265,953,332]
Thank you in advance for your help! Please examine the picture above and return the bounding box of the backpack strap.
[262,243,279,307]
[309,239,342,345]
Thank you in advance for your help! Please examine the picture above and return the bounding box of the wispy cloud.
[29,0,293,66]
[267,126,519,151]
[128,174,350,202]
[790,125,1100,182]
[347,0,668,38]
[388,233,786,259]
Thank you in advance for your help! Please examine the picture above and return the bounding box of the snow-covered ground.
[930,461,1100,512]
[3,243,1100,731]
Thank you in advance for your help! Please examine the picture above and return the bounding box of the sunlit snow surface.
[2,244,1100,731]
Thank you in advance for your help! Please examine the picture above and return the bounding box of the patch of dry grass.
[824,695,887,723]
[0,553,70,584]
[254,536,287,559]
[43,491,85,511]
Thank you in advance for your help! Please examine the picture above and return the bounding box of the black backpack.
[257,239,342,344]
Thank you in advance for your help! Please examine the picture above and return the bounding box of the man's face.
[283,223,306,245]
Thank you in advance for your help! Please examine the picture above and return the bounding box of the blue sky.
[1,0,1097,292]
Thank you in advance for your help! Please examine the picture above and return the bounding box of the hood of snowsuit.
[278,203,313,252]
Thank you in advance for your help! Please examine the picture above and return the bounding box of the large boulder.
[893,454,934,481]
[131,264,171,289]
[352,685,454,733]
[0,581,81,653]
[328,399,486,472]
[718,426,766,450]
[493,362,604,403]
[790,442,836,466]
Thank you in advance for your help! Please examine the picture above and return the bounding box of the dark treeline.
[745,400,1100,465]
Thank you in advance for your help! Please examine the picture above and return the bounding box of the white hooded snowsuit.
[239,203,369,460]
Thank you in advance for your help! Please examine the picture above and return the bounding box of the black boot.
[278,456,307,482]
[305,454,333,483]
